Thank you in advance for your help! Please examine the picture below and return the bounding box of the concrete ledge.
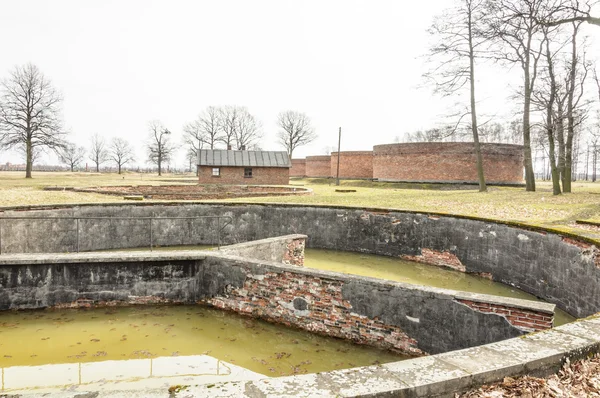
[173,316,600,398]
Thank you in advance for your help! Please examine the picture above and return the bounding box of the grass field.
[1,171,600,240]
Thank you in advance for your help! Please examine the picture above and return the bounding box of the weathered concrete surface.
[0,258,201,310]
[219,234,306,265]
[0,203,596,318]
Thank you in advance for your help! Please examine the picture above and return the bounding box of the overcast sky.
[0,0,598,169]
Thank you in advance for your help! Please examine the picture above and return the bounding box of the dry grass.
[2,171,600,239]
[0,171,192,208]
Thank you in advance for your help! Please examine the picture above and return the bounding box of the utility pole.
[336,127,341,186]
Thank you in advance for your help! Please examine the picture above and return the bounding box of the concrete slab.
[318,365,408,397]
[383,356,471,397]
[556,318,600,344]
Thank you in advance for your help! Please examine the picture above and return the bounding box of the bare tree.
[0,64,66,178]
[184,106,222,150]
[183,107,221,175]
[403,126,458,142]
[59,143,86,172]
[485,0,550,191]
[276,110,317,158]
[89,133,107,172]
[542,0,600,27]
[218,105,238,148]
[234,108,262,150]
[426,0,488,192]
[17,144,43,167]
[109,137,134,174]
[562,20,591,191]
[185,146,197,173]
[147,120,173,176]
[218,106,262,149]
[534,25,563,194]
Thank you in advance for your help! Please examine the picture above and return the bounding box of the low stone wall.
[1,203,599,319]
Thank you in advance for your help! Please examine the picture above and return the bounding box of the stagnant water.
[0,246,576,392]
[303,249,575,326]
[0,305,406,392]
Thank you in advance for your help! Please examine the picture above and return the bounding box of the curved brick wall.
[290,158,306,177]
[373,142,524,184]
[330,151,373,179]
[305,155,331,178]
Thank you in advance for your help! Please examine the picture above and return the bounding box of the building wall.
[198,166,289,185]
[330,151,373,179]
[290,159,306,177]
[373,143,524,184]
[305,155,331,178]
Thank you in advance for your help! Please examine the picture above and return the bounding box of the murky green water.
[0,305,405,378]
[0,245,577,392]
[304,249,575,326]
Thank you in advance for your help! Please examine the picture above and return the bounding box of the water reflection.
[1,354,263,393]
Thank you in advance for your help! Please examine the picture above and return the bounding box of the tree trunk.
[468,6,486,192]
[158,156,162,176]
[25,140,33,178]
[523,61,535,191]
[593,146,597,182]
[118,163,122,174]
[543,32,561,195]
[564,24,579,193]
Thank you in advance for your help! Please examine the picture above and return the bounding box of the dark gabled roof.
[198,149,291,168]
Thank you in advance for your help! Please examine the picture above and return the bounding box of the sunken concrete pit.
[1,202,600,397]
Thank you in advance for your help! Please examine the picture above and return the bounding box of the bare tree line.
[182,106,317,168]
[424,0,599,193]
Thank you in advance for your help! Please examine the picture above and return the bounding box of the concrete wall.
[0,247,554,357]
[373,142,524,184]
[219,234,306,266]
[1,203,599,318]
[198,166,289,185]
[305,155,331,178]
[290,158,306,177]
[330,151,373,179]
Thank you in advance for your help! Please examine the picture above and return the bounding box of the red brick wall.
[373,143,524,184]
[198,166,289,185]
[290,159,306,177]
[305,156,331,178]
[207,270,423,356]
[457,299,553,331]
[330,151,373,179]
